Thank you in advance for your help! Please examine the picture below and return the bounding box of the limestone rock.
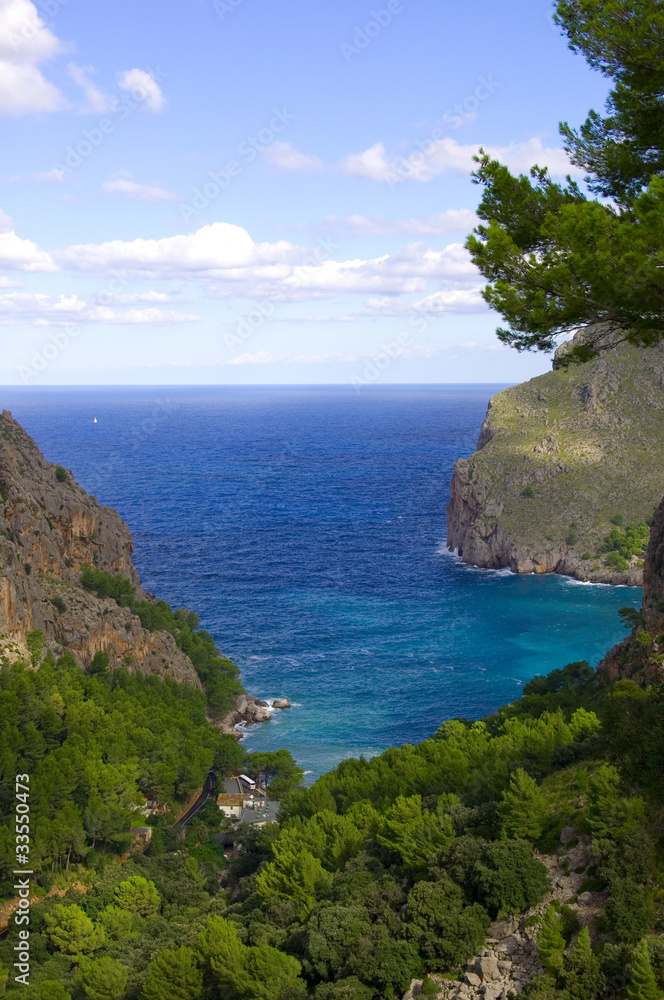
[446,329,664,585]
[272,697,291,708]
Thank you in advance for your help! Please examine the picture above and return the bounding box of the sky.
[0,0,610,385]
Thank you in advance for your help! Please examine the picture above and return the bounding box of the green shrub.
[51,596,67,613]
[80,565,136,607]
[55,465,68,483]
[26,627,44,665]
[619,607,642,630]
[522,486,535,498]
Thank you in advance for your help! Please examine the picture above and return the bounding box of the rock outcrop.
[598,490,664,685]
[447,331,664,584]
[0,410,264,732]
[403,835,603,999]
[0,409,200,682]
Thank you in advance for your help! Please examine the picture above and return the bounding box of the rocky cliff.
[0,409,267,729]
[597,490,664,685]
[447,331,664,584]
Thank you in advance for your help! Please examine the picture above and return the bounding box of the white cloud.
[0,208,12,232]
[100,291,187,305]
[34,167,67,182]
[101,171,177,202]
[57,221,481,303]
[262,141,323,173]
[117,69,165,113]
[0,291,199,325]
[342,209,478,237]
[0,0,66,115]
[60,221,257,276]
[0,230,57,271]
[340,136,581,183]
[68,63,115,113]
[0,275,22,287]
[363,286,487,316]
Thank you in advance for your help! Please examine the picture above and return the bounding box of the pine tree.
[537,904,566,974]
[498,768,547,841]
[561,926,606,1000]
[627,939,661,1000]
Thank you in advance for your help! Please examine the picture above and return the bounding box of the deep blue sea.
[1,385,640,778]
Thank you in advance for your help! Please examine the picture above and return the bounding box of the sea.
[2,385,641,778]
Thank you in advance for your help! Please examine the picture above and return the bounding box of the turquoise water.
[2,385,640,777]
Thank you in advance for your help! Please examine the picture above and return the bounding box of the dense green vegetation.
[599,520,650,571]
[4,649,664,1000]
[466,0,664,360]
[0,651,244,900]
[80,567,243,718]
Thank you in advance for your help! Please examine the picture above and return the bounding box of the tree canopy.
[466,0,664,360]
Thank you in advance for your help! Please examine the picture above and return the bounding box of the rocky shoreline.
[218,693,291,739]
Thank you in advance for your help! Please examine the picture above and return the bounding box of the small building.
[217,793,248,818]
[129,826,152,846]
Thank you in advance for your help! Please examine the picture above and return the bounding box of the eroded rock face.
[0,409,200,686]
[597,491,664,686]
[446,330,664,585]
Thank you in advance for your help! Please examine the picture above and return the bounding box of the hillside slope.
[0,408,200,684]
[447,332,664,584]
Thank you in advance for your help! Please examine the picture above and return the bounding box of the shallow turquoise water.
[2,385,641,777]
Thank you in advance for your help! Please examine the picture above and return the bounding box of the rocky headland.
[447,330,664,584]
[0,408,264,735]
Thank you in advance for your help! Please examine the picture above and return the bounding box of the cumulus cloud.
[0,229,57,271]
[340,136,581,182]
[0,0,66,114]
[101,171,177,202]
[362,286,487,316]
[117,68,165,112]
[59,221,257,276]
[0,291,199,325]
[341,209,478,237]
[56,221,481,304]
[68,63,115,113]
[262,141,323,172]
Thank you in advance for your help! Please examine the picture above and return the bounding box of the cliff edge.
[0,409,267,730]
[447,331,664,584]
[597,490,664,685]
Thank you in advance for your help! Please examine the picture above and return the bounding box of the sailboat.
[93,417,97,423]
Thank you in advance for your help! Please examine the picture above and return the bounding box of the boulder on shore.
[272,698,291,709]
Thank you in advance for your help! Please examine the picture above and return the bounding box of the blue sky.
[0,0,609,385]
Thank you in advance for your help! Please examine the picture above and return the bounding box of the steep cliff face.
[0,409,200,686]
[447,332,664,584]
[598,493,664,685]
